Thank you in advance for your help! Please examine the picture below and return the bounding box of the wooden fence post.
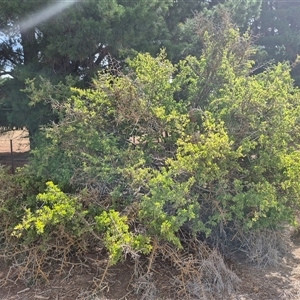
[10,139,14,174]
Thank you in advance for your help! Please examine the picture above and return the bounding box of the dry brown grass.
[128,238,241,300]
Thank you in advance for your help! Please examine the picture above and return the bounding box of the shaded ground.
[0,152,29,173]
[230,232,300,300]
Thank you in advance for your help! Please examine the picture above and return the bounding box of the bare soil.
[0,130,30,153]
[1,237,300,300]
[0,130,30,172]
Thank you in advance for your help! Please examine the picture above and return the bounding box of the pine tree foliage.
[252,0,300,84]
[0,0,262,134]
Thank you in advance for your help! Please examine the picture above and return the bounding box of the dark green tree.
[0,0,262,139]
[0,0,172,136]
[252,0,300,84]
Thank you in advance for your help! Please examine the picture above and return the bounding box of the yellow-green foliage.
[12,181,82,238]
[95,210,152,265]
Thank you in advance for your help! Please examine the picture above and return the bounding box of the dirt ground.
[0,130,30,153]
[0,235,300,300]
[0,129,30,172]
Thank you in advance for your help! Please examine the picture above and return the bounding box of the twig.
[147,238,158,274]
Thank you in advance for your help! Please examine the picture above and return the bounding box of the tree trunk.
[20,27,37,65]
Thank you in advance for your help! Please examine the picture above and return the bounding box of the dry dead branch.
[233,228,291,267]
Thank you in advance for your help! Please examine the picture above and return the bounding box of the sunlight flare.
[19,0,79,32]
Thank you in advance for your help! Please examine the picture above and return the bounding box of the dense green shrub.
[3,13,300,268]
